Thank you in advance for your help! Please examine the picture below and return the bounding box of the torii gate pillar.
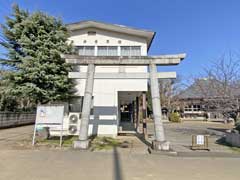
[149,63,169,150]
[73,63,95,149]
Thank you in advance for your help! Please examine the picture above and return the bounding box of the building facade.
[60,20,185,150]
[67,21,154,137]
[178,78,240,121]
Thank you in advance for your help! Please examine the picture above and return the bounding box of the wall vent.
[88,31,96,36]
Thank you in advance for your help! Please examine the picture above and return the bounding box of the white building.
[60,21,185,149]
[67,21,155,137]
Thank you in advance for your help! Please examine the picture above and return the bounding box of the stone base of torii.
[62,54,186,151]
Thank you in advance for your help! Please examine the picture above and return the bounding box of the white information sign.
[32,105,65,147]
[196,135,204,145]
[36,105,64,124]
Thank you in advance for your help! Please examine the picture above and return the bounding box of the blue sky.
[0,0,240,79]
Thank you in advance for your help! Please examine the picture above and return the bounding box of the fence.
[0,112,36,128]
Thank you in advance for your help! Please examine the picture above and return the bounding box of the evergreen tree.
[0,5,73,106]
[0,70,18,111]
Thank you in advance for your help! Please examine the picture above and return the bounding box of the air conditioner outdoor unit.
[68,113,81,135]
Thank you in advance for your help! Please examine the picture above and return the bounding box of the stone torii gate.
[63,54,186,150]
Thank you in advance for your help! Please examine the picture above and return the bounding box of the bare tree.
[158,76,186,112]
[147,77,184,115]
[193,52,240,119]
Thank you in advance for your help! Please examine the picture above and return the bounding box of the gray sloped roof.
[178,78,224,99]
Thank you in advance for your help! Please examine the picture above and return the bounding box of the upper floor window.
[120,46,141,56]
[77,46,95,56]
[76,46,141,56]
[97,46,118,56]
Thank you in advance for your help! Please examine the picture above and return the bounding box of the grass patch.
[229,146,240,153]
[36,136,78,147]
[35,136,125,150]
[90,136,122,151]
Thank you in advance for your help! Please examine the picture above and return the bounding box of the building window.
[108,46,118,56]
[85,46,95,56]
[121,46,131,56]
[77,46,95,56]
[69,96,94,115]
[184,105,192,112]
[120,46,141,56]
[193,105,201,111]
[76,46,141,56]
[98,46,107,56]
[131,46,141,56]
[97,46,118,56]
[69,96,83,113]
[184,105,201,112]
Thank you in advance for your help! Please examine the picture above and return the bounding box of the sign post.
[191,135,210,150]
[32,104,65,147]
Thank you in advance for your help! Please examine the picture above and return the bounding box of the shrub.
[169,112,181,123]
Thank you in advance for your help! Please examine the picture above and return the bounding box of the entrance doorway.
[120,104,132,122]
[118,91,142,133]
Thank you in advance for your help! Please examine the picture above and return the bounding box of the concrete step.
[118,130,136,135]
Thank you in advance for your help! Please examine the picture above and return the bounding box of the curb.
[148,147,178,156]
[148,147,240,158]
[177,152,240,158]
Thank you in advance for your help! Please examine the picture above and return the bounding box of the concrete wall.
[0,112,35,128]
[68,27,148,137]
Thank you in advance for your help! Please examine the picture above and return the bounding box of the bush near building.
[169,112,181,123]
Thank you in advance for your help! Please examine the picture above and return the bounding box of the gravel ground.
[0,125,34,150]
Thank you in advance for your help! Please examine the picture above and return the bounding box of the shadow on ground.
[135,133,152,147]
[113,146,123,180]
[207,127,229,134]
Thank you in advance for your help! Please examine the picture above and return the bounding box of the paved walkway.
[0,123,240,180]
[0,149,239,180]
